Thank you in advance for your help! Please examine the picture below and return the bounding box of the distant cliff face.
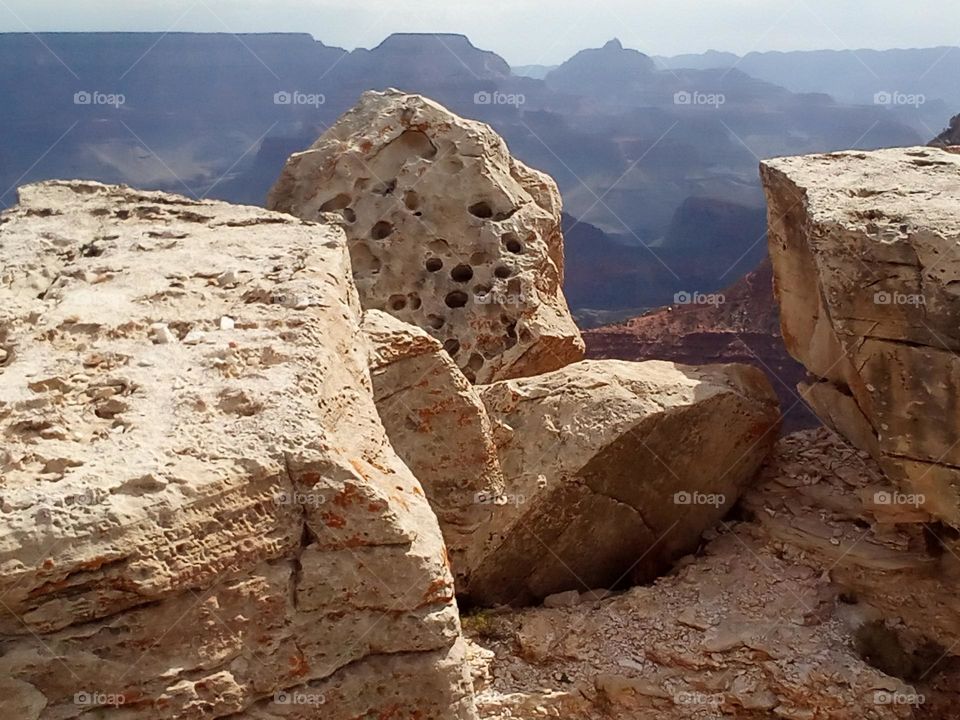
[545,39,655,96]
[583,259,820,433]
[930,114,960,146]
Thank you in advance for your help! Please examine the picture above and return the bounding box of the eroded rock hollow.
[268,89,585,384]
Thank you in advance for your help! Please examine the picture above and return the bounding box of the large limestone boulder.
[462,359,780,606]
[363,310,504,586]
[0,181,476,719]
[762,147,960,527]
[267,89,584,384]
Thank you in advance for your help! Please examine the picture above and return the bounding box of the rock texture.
[462,360,781,606]
[762,147,960,527]
[363,309,504,586]
[268,89,584,384]
[0,181,476,719]
[467,429,960,720]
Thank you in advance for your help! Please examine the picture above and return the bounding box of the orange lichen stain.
[411,486,424,497]
[360,140,374,152]
[423,577,450,602]
[300,471,322,487]
[367,501,388,513]
[321,512,346,528]
[289,652,310,677]
[333,483,361,508]
[377,705,400,720]
[42,558,55,570]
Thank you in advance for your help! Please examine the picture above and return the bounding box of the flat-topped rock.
[762,147,960,526]
[0,180,476,719]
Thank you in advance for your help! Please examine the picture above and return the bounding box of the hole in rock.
[371,221,394,240]
[445,291,469,308]
[467,353,485,372]
[469,201,494,219]
[854,620,948,682]
[494,266,513,279]
[388,295,407,311]
[427,315,445,329]
[404,191,421,211]
[425,258,443,272]
[443,338,461,356]
[451,265,474,283]
[342,208,357,223]
[471,251,491,265]
[374,179,398,196]
[319,194,352,212]
[408,294,422,310]
[351,243,382,274]
[502,233,524,254]
[429,238,450,253]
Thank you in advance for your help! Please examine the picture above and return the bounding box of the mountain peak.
[603,38,624,51]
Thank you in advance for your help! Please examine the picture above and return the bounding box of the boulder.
[362,309,504,586]
[0,181,476,719]
[462,359,780,606]
[267,89,584,384]
[761,147,960,526]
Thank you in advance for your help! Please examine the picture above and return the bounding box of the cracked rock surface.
[268,89,585,384]
[761,147,960,527]
[461,359,781,606]
[0,181,476,719]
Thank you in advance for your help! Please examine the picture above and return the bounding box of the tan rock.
[0,181,476,719]
[762,147,960,526]
[463,359,780,606]
[268,89,584,383]
[362,309,504,586]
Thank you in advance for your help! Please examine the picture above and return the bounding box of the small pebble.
[150,323,176,345]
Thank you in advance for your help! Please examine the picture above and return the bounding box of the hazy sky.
[1,0,958,65]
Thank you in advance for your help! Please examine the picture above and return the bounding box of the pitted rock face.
[268,89,584,384]
[0,181,476,720]
[761,147,960,527]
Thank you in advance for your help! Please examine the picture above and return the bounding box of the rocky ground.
[466,428,960,719]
